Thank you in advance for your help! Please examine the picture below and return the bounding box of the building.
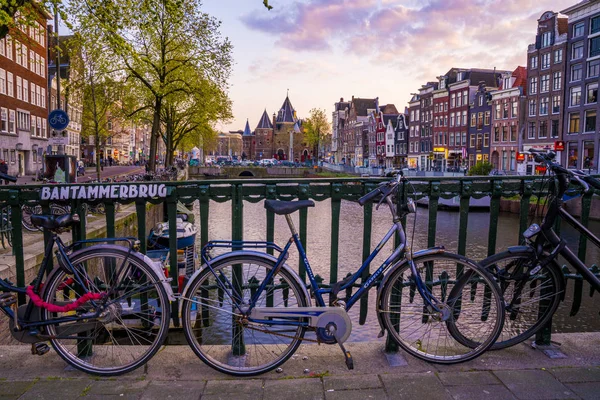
[490,67,528,173]
[467,82,495,166]
[0,5,51,176]
[524,11,568,173]
[254,109,273,160]
[241,119,254,160]
[332,98,349,164]
[407,94,420,169]
[432,78,449,171]
[394,112,409,167]
[562,1,600,172]
[343,96,377,166]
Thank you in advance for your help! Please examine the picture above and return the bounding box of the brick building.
[524,11,568,173]
[562,1,600,172]
[432,78,449,171]
[407,94,420,169]
[467,82,496,166]
[0,6,51,176]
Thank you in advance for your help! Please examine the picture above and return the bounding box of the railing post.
[519,180,533,244]
[199,185,210,250]
[329,183,342,285]
[297,183,310,282]
[231,183,245,356]
[361,182,376,327]
[167,192,179,326]
[265,184,276,257]
[487,179,503,256]
[457,180,472,258]
[8,190,25,304]
[136,200,147,254]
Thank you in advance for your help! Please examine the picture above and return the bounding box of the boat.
[147,202,198,291]
[416,195,491,210]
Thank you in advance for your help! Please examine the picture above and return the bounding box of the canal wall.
[499,196,600,220]
[189,166,312,179]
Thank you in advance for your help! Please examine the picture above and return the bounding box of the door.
[18,152,24,177]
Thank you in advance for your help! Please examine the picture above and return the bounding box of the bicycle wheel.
[21,205,42,232]
[478,249,563,350]
[181,254,309,376]
[41,245,171,376]
[379,252,504,364]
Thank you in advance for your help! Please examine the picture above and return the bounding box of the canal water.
[199,198,600,342]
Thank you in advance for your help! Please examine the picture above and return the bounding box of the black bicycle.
[0,173,173,375]
[469,150,600,350]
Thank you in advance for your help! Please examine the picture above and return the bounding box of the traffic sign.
[48,136,69,146]
[48,109,69,131]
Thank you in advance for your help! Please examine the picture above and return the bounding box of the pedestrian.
[0,159,9,184]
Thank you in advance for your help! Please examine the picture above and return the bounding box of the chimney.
[340,97,344,102]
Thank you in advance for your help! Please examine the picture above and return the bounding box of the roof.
[382,114,397,128]
[512,66,527,94]
[243,119,252,136]
[557,15,569,35]
[380,104,399,114]
[351,97,377,116]
[276,95,297,123]
[256,110,273,130]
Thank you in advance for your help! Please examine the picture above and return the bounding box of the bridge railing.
[0,176,597,350]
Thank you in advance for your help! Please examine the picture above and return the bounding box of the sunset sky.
[201,0,577,133]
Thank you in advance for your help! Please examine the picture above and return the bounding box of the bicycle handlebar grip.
[0,172,18,183]
[358,187,382,206]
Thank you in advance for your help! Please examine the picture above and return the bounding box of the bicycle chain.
[243,323,321,343]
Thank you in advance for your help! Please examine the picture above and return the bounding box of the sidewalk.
[0,332,598,399]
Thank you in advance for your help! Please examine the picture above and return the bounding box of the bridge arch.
[239,170,254,177]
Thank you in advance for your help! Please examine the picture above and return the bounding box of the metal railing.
[0,176,597,350]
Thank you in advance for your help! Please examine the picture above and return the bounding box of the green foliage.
[303,108,331,161]
[468,161,494,176]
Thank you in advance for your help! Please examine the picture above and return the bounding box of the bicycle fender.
[374,247,450,337]
[179,251,311,316]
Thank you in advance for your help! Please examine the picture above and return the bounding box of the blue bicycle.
[180,173,505,376]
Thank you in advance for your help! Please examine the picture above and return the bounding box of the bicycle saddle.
[264,199,315,215]
[31,213,78,230]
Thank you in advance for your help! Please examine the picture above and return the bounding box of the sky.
[201,0,578,133]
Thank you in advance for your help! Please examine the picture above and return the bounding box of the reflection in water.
[199,199,599,342]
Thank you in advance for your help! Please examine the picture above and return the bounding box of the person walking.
[0,159,9,184]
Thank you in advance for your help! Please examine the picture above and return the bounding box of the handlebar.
[0,173,17,183]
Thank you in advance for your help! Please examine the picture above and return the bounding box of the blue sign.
[48,109,69,131]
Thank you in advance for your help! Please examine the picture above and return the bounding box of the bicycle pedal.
[336,341,354,370]
[31,343,50,356]
[0,293,17,307]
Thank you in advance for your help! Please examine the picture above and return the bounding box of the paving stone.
[380,373,451,400]
[141,380,205,400]
[565,382,600,400]
[325,388,387,400]
[0,381,36,396]
[550,367,600,383]
[82,395,141,400]
[323,375,382,391]
[85,379,149,396]
[263,379,324,400]
[446,385,517,400]
[437,372,499,386]
[493,370,576,400]
[204,379,263,394]
[18,379,92,399]
[202,394,261,400]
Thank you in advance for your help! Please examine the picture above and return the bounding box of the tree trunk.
[149,97,162,171]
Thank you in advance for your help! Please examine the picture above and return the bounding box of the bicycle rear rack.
[201,240,283,262]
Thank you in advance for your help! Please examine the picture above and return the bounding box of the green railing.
[0,176,597,350]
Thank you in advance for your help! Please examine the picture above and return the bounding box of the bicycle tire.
[477,249,563,350]
[21,205,42,232]
[41,245,171,376]
[181,254,309,376]
[379,252,504,364]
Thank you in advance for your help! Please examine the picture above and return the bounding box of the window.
[41,88,45,108]
[511,125,517,142]
[540,97,549,115]
[484,133,490,148]
[477,112,483,129]
[5,36,12,60]
[462,111,467,126]
[35,85,40,107]
[570,86,582,107]
[470,134,475,148]
[572,41,584,59]
[16,76,22,100]
[585,110,596,132]
[37,117,41,138]
[40,57,45,78]
[10,150,15,164]
[470,113,476,127]
[539,121,548,138]
[552,95,561,114]
[587,83,598,104]
[583,141,595,169]
[501,126,508,142]
[41,118,46,138]
[503,102,509,118]
[529,99,537,116]
[493,127,500,142]
[8,110,14,133]
[567,142,579,168]
[590,37,600,58]
[30,82,35,106]
[30,115,36,136]
[574,22,585,37]
[462,90,467,106]
[450,93,455,108]
[17,110,30,131]
[569,112,580,133]
[540,74,549,92]
[530,56,538,69]
[0,68,4,95]
[512,101,518,118]
[22,79,28,103]
[0,108,6,132]
[554,49,563,64]
[449,133,455,146]
[551,120,559,138]
[15,42,21,65]
[530,77,538,94]
[592,15,600,34]
[456,92,462,107]
[478,95,483,107]
[495,104,501,119]
[0,38,4,57]
[553,71,562,91]
[541,53,551,69]
[29,50,34,71]
[528,122,536,139]
[571,63,583,81]
[462,132,467,146]
[484,111,490,125]
[450,112,454,127]
[541,32,552,48]
[589,60,600,79]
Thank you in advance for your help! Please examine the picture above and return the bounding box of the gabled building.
[343,96,377,166]
[432,76,449,171]
[468,82,496,166]
[524,11,568,173]
[394,113,409,167]
[332,97,349,164]
[490,66,527,173]
[241,119,253,160]
[254,109,273,160]
[407,94,421,169]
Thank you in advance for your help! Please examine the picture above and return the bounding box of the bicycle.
[179,172,505,376]
[469,150,600,350]
[0,173,173,375]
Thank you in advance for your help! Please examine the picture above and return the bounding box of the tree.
[71,0,233,172]
[468,161,493,176]
[303,108,331,164]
